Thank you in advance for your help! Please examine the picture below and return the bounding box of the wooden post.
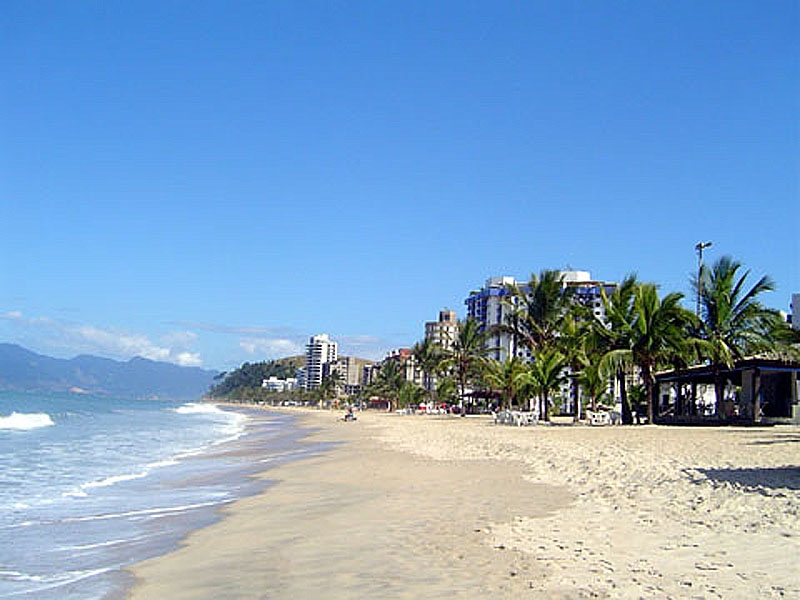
[753,369,762,424]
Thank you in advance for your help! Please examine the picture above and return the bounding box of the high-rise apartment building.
[464,276,518,362]
[792,293,799,330]
[305,334,338,390]
[465,272,617,361]
[425,309,459,349]
[465,271,618,412]
[561,270,617,322]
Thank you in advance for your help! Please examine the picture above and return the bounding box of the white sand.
[373,415,800,598]
[128,409,800,598]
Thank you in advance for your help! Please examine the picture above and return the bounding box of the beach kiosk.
[654,359,800,425]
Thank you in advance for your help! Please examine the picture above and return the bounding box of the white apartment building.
[261,376,299,392]
[465,270,618,413]
[465,271,617,361]
[305,334,338,390]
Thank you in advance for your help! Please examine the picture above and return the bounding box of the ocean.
[0,391,319,598]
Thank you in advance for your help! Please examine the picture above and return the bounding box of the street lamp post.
[695,241,713,316]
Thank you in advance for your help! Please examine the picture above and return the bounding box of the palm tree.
[412,338,444,402]
[502,269,572,354]
[695,255,784,414]
[597,280,696,424]
[525,347,568,420]
[575,359,609,412]
[596,274,638,424]
[557,309,593,421]
[398,381,426,410]
[629,283,696,424]
[373,359,406,412]
[318,370,343,408]
[439,318,490,415]
[769,321,800,361]
[483,357,530,410]
[435,374,459,409]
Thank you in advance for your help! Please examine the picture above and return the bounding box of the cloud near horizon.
[168,320,395,362]
[1,311,204,367]
[2,311,405,369]
[239,337,305,357]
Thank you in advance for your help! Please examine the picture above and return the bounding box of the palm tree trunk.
[643,363,654,424]
[619,369,633,425]
[572,376,580,422]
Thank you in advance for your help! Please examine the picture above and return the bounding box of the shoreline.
[126,408,571,598]
[127,407,800,598]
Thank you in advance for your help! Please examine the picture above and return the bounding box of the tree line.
[208,256,798,422]
[365,255,798,424]
[208,357,301,398]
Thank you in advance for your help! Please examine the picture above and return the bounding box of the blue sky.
[1,1,797,370]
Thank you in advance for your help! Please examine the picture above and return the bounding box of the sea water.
[0,391,318,598]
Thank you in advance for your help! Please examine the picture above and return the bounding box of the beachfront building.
[360,350,423,410]
[362,349,423,388]
[465,272,616,363]
[326,356,370,395]
[362,363,379,387]
[421,309,458,392]
[425,309,459,350]
[562,270,617,321]
[305,334,338,390]
[261,376,299,392]
[465,271,618,414]
[465,276,518,362]
[385,348,423,387]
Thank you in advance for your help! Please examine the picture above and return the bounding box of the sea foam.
[0,412,55,431]
[173,403,223,415]
[174,402,248,445]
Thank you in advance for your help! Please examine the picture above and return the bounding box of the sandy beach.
[127,409,800,598]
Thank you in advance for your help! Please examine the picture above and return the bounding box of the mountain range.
[0,343,218,400]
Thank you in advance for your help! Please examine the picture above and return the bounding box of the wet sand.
[127,409,569,599]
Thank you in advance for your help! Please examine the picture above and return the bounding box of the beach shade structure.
[462,389,502,414]
[654,358,800,425]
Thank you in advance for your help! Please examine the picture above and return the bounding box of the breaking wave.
[0,412,55,431]
[172,402,224,415]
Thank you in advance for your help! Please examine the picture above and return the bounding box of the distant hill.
[0,343,218,400]
[209,356,305,397]
[209,354,372,398]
